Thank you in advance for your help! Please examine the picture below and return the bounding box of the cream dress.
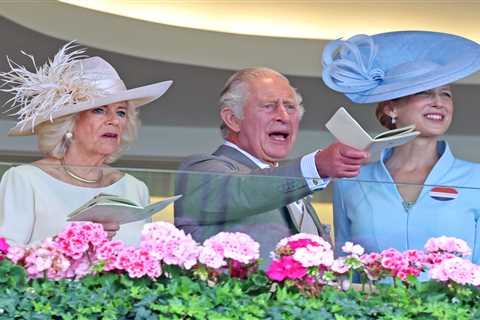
[0,164,149,246]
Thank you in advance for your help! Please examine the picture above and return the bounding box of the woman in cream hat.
[322,31,480,263]
[0,42,172,245]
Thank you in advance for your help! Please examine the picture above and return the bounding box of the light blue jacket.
[333,141,480,263]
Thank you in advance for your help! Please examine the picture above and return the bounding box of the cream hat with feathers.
[0,42,172,136]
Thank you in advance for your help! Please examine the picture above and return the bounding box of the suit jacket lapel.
[213,145,260,169]
[213,145,258,169]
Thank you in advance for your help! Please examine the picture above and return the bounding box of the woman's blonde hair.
[36,104,140,164]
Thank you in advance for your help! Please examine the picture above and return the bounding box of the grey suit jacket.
[174,145,329,263]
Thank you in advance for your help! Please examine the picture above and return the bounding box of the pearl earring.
[65,131,73,139]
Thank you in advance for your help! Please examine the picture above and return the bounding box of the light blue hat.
[322,31,480,104]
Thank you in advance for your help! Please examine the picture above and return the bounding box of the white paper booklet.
[325,107,420,162]
[67,193,182,225]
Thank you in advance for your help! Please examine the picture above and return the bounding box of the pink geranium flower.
[266,256,307,281]
[203,232,260,265]
[276,233,329,250]
[0,237,9,254]
[429,257,480,286]
[268,233,333,284]
[96,240,125,271]
[331,258,350,274]
[6,246,26,263]
[0,237,9,261]
[381,248,408,271]
[200,232,259,279]
[55,222,108,259]
[293,244,334,268]
[141,222,200,270]
[198,246,226,269]
[424,236,471,257]
[342,241,365,256]
[360,252,384,281]
[288,238,320,250]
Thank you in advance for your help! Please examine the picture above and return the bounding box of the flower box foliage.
[1,222,480,319]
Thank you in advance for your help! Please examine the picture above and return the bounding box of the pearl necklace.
[61,160,103,184]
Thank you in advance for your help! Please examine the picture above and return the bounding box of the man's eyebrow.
[281,98,298,104]
[258,97,297,105]
[258,98,277,104]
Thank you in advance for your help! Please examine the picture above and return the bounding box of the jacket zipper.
[402,201,414,250]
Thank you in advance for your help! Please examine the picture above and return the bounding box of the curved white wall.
[1,1,480,84]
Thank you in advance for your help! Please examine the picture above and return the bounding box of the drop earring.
[63,131,73,152]
[391,115,396,125]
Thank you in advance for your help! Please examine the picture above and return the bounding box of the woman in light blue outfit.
[322,31,480,263]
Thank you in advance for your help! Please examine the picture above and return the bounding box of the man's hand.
[98,222,120,240]
[315,143,368,178]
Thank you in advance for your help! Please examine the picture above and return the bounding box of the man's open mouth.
[269,131,289,141]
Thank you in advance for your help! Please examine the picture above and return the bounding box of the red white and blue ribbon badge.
[429,187,459,201]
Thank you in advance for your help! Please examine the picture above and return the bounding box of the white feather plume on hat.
[0,41,172,136]
[0,41,104,133]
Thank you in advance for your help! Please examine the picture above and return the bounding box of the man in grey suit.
[175,67,367,263]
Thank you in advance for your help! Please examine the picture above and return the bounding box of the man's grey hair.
[35,104,140,164]
[218,67,305,138]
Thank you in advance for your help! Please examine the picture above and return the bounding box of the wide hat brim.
[322,31,480,104]
[8,80,173,136]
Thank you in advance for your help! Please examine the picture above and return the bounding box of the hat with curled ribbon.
[0,41,173,136]
[321,31,480,104]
